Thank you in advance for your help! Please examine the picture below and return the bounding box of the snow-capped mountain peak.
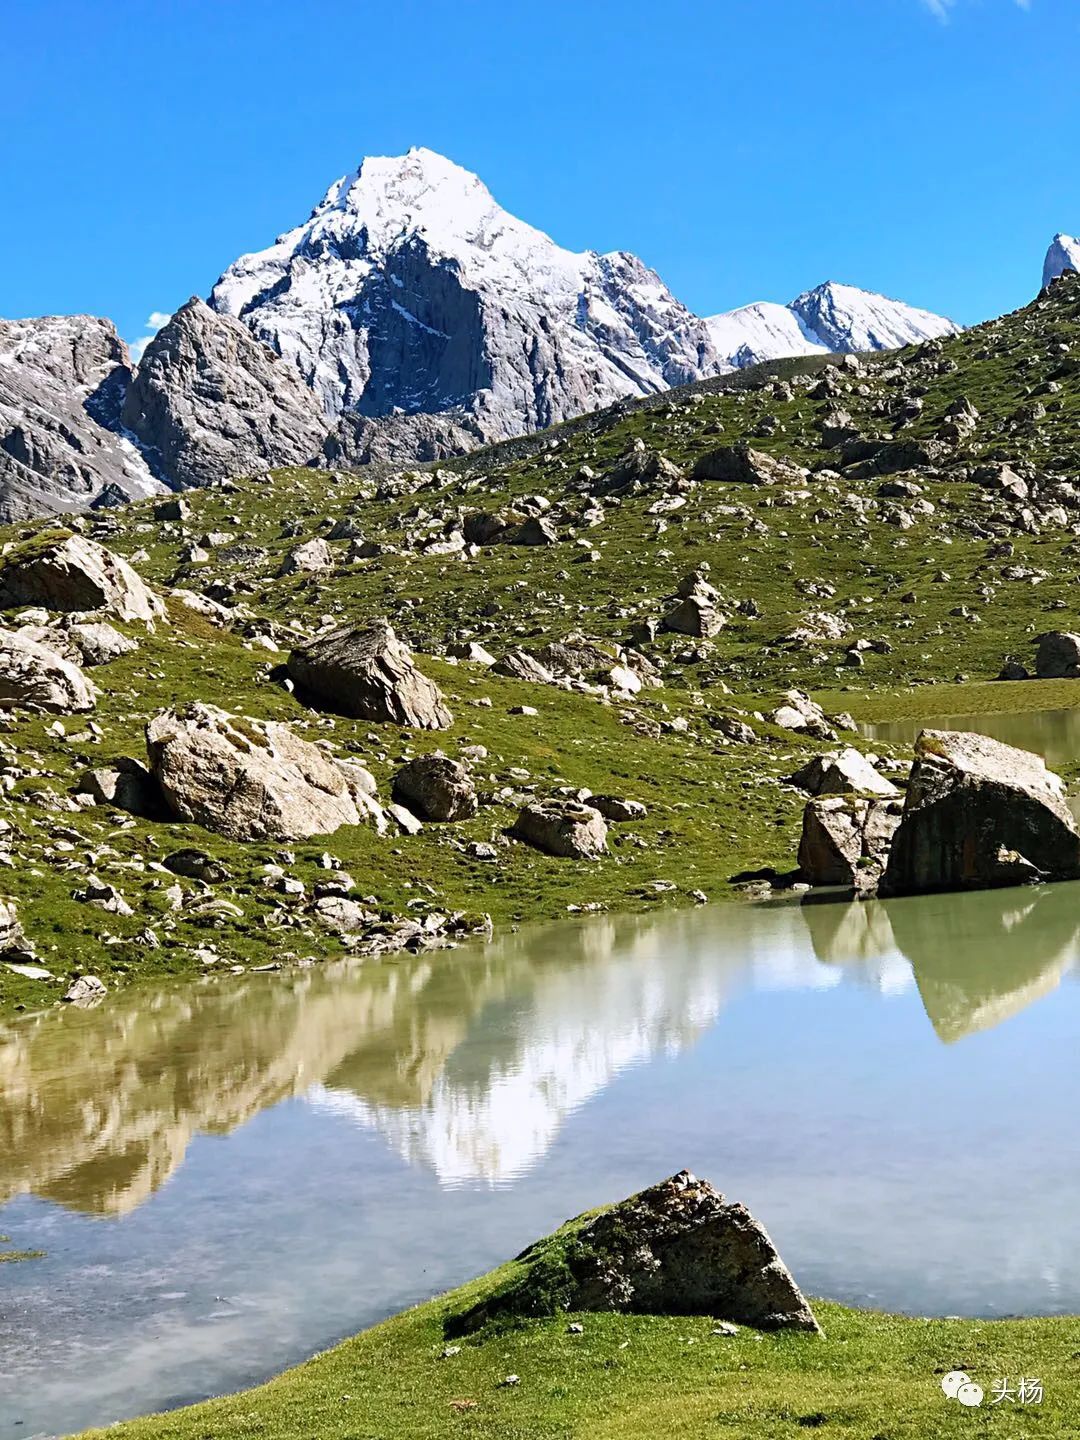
[1044,233,1080,288]
[705,279,958,370]
[210,148,719,432]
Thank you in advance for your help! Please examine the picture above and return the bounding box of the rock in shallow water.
[880,728,1080,896]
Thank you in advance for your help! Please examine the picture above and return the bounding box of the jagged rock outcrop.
[287,620,452,728]
[0,630,97,713]
[0,316,162,520]
[0,533,165,621]
[450,1170,820,1335]
[788,748,899,798]
[145,702,383,841]
[880,729,1080,896]
[798,795,902,888]
[121,298,328,488]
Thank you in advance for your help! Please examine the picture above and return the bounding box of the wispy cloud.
[128,310,172,364]
[921,0,1032,19]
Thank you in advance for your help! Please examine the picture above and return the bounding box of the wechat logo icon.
[942,1371,984,1407]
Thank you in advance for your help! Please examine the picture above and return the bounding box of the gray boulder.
[691,444,808,487]
[65,621,138,666]
[0,899,24,952]
[122,297,327,489]
[768,690,835,740]
[287,620,452,729]
[0,631,97,713]
[589,795,648,821]
[76,758,163,818]
[145,702,384,841]
[1035,631,1080,679]
[798,795,902,888]
[392,754,478,821]
[788,748,899,798]
[0,533,164,622]
[880,729,1080,895]
[492,649,557,684]
[450,1170,819,1335]
[278,537,333,576]
[510,798,608,858]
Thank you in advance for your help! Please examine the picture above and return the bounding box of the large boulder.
[691,444,807,487]
[287,621,452,729]
[392,754,478,821]
[1035,631,1080,679]
[0,631,97,713]
[510,798,608,858]
[0,899,24,952]
[880,729,1080,896]
[145,702,384,841]
[450,1170,819,1336]
[788,748,899,799]
[0,533,164,622]
[798,795,903,888]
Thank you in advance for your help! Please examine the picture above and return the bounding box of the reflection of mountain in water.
[310,915,732,1186]
[0,912,743,1214]
[800,885,1080,1043]
[4,886,1078,1217]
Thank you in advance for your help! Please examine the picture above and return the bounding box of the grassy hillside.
[5,273,1080,1016]
[75,1246,1080,1440]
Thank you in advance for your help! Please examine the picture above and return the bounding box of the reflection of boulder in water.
[885,885,1080,1042]
[799,894,898,967]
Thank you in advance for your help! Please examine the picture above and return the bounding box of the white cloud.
[921,0,1032,18]
[127,310,172,364]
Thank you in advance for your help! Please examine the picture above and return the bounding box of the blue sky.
[3,0,1076,350]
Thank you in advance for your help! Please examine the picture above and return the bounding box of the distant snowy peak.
[706,281,959,370]
[210,147,722,438]
[1044,234,1080,288]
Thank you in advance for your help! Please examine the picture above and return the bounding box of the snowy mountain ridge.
[209,147,958,450]
[210,147,720,441]
[705,281,958,370]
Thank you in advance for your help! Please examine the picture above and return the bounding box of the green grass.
[75,1263,1080,1439]
[0,1247,45,1262]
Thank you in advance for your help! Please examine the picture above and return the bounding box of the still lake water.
[2,873,1080,1438]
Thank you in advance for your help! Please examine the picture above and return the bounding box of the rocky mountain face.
[705,281,958,370]
[1044,233,1080,288]
[0,149,1005,517]
[121,298,327,489]
[0,316,163,521]
[209,148,724,452]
